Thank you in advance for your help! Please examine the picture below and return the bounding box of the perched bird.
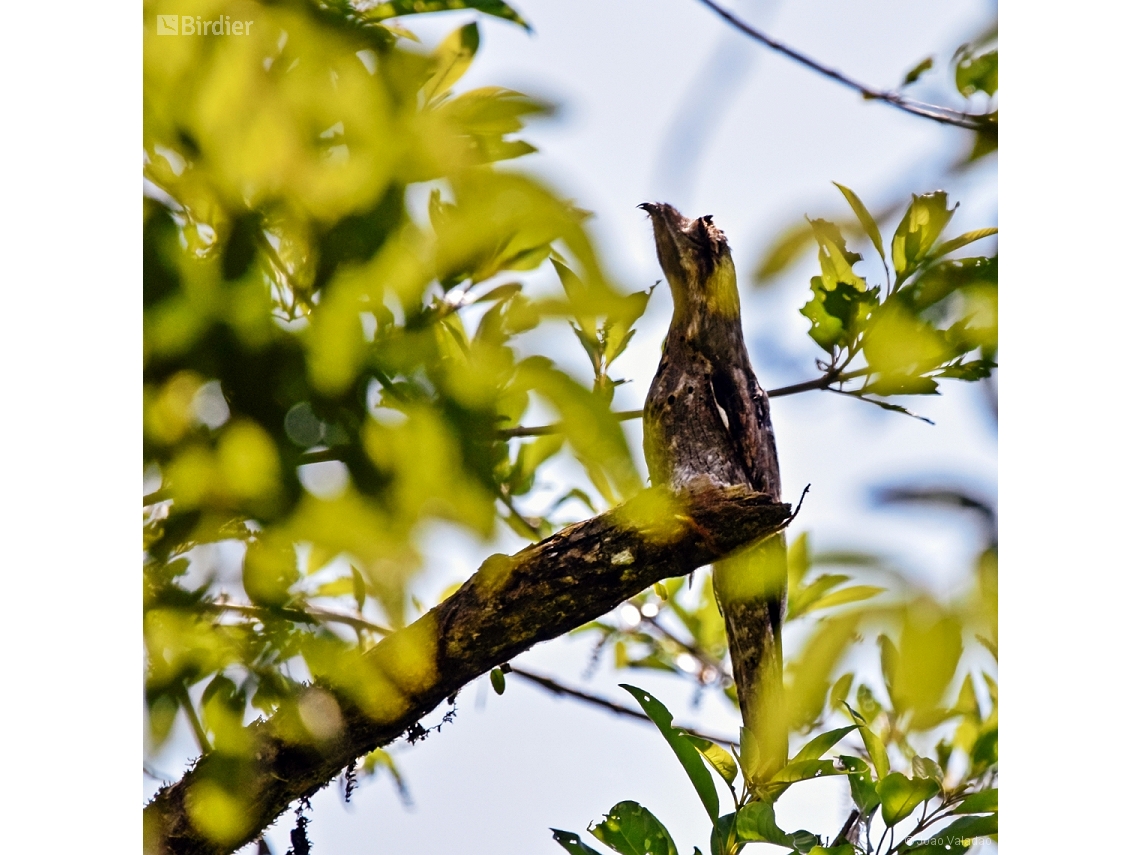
[640,202,788,778]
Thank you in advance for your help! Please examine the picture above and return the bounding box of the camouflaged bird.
[640,202,788,777]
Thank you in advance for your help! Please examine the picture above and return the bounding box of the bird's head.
[638,202,740,321]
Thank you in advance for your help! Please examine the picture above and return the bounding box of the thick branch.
[144,485,791,855]
[695,0,997,132]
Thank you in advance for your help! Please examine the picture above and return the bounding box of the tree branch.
[510,666,738,748]
[144,485,791,855]
[203,600,392,637]
[694,0,996,132]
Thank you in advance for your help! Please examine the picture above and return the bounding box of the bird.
[639,201,788,781]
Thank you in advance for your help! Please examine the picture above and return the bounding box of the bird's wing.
[710,365,782,500]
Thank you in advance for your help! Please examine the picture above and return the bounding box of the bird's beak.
[640,203,690,290]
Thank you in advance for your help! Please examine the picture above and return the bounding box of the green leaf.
[892,605,963,716]
[552,829,607,855]
[799,278,877,353]
[829,673,854,711]
[862,302,952,390]
[506,434,564,495]
[956,50,998,97]
[833,183,885,263]
[366,0,530,30]
[954,788,997,814]
[790,726,858,764]
[931,228,998,261]
[879,772,938,827]
[422,23,480,105]
[935,812,998,840]
[788,830,822,853]
[878,634,899,701]
[490,667,506,695]
[734,801,791,845]
[351,565,366,612]
[517,357,639,499]
[785,615,860,729]
[854,686,881,723]
[912,756,943,783]
[787,532,810,590]
[475,281,524,304]
[808,845,854,855]
[787,573,848,620]
[901,57,934,86]
[843,704,889,781]
[590,801,679,855]
[838,756,879,815]
[801,585,885,616]
[971,726,998,770]
[770,758,844,785]
[620,685,719,823]
[809,219,866,291]
[891,192,958,282]
[684,735,738,787]
[753,220,816,282]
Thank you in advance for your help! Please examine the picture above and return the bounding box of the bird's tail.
[713,531,788,784]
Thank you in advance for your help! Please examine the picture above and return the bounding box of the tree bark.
[144,485,791,855]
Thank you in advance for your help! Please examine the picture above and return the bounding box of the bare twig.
[641,614,731,685]
[174,682,210,755]
[146,371,869,507]
[510,666,738,748]
[497,409,644,439]
[493,372,854,442]
[836,809,859,846]
[694,0,996,132]
[205,599,392,636]
[499,489,544,538]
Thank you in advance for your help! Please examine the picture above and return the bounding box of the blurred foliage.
[143,0,650,833]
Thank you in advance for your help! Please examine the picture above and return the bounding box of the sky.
[143,0,997,851]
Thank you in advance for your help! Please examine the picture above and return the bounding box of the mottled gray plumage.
[640,202,788,778]
[640,202,781,500]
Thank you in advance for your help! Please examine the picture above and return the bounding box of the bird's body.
[640,202,788,778]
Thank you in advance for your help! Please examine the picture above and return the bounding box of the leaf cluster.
[143,3,649,839]
[556,494,997,855]
[792,185,996,419]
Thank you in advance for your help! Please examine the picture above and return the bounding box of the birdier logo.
[156,14,254,36]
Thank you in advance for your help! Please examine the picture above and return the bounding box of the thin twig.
[497,409,644,439]
[147,369,864,505]
[694,0,996,132]
[642,614,731,685]
[143,488,171,506]
[510,666,739,748]
[496,372,855,441]
[827,387,935,425]
[835,809,860,846]
[175,682,210,754]
[205,600,392,636]
[499,489,543,538]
